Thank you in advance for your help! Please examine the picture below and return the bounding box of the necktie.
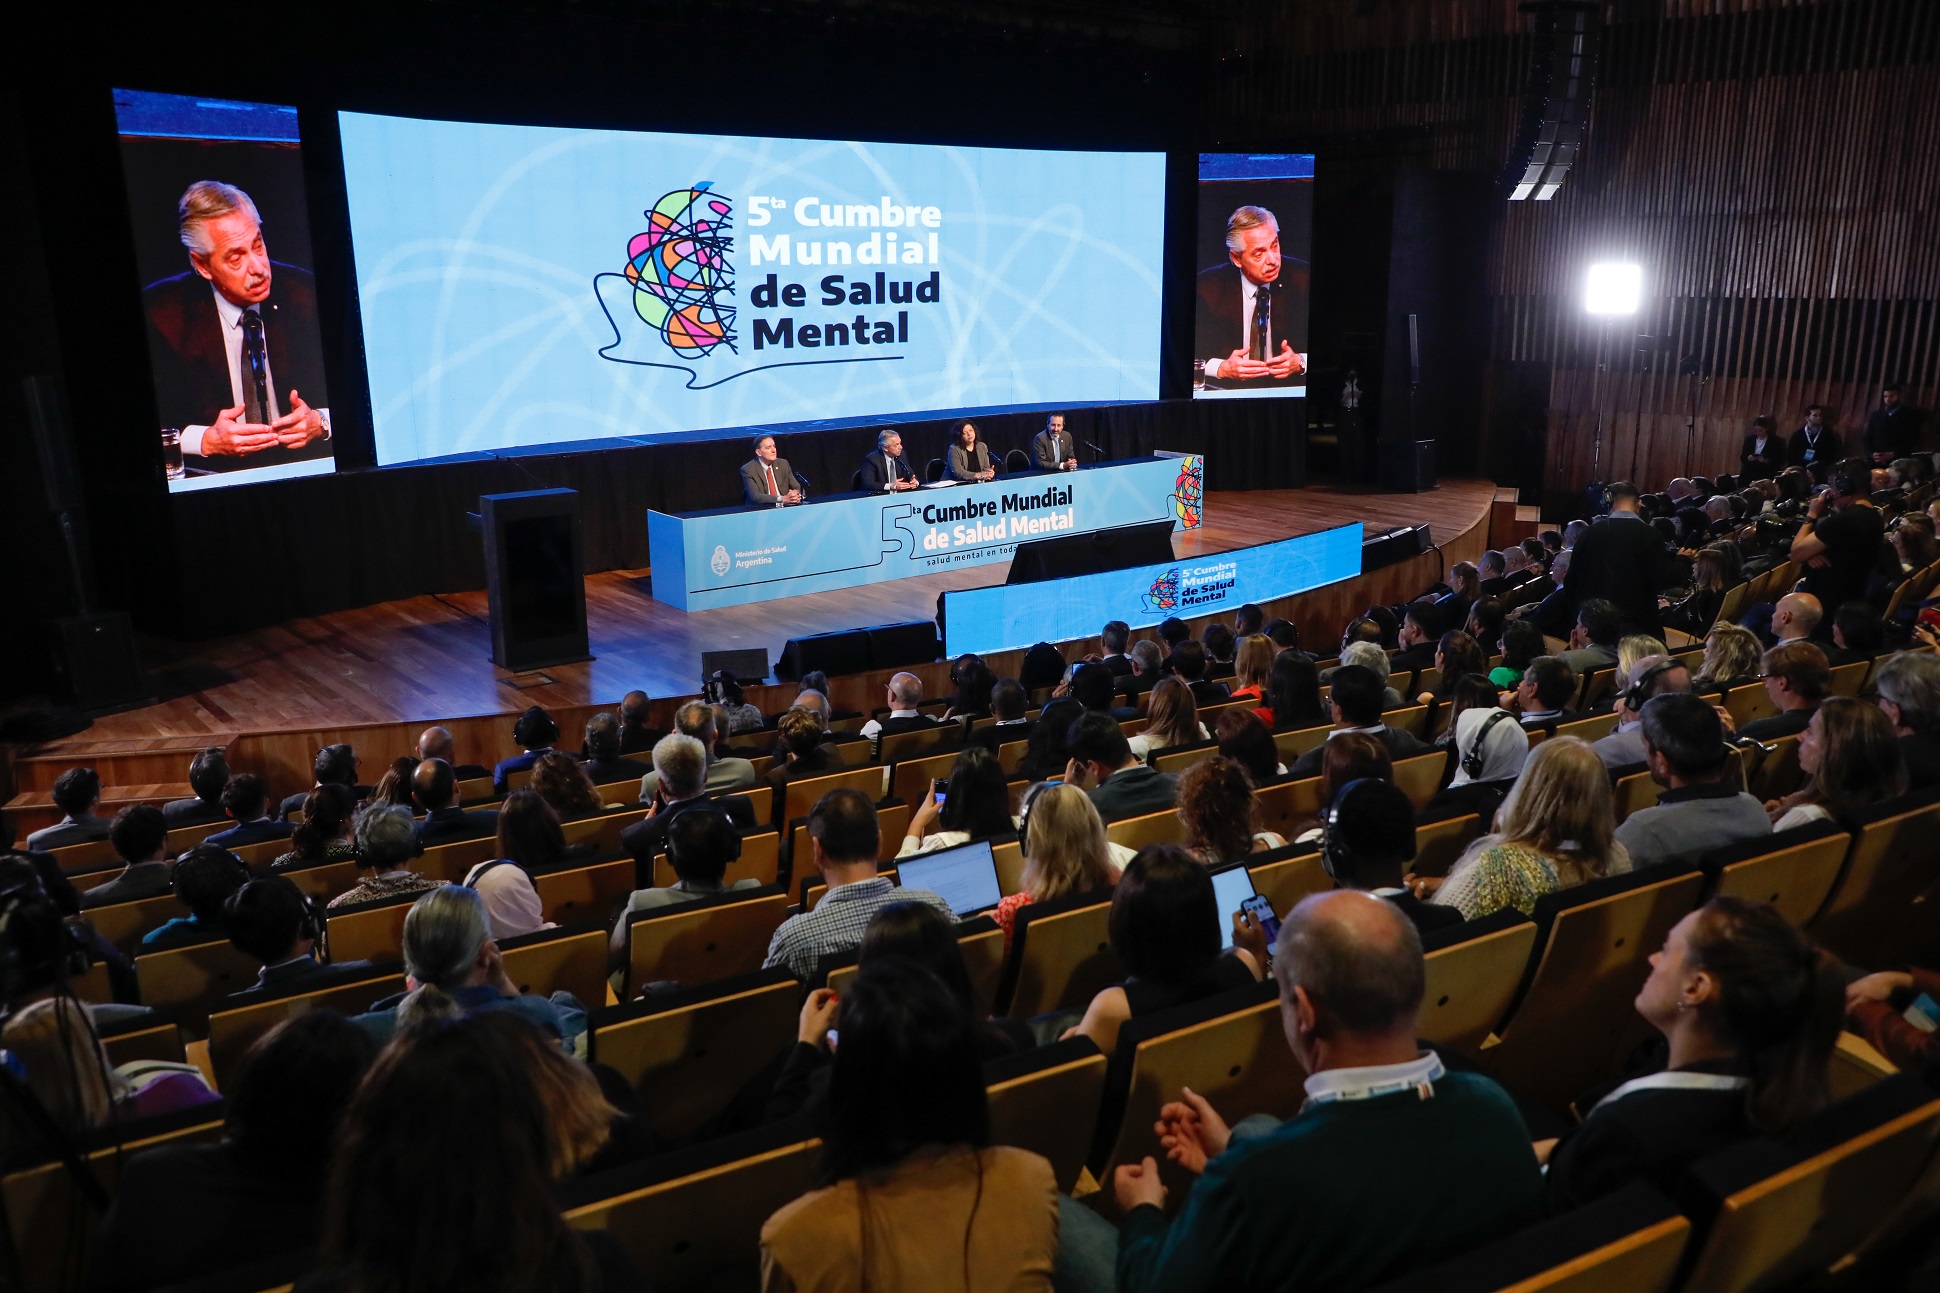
[241,310,271,425]
[1250,283,1273,362]
[765,464,778,499]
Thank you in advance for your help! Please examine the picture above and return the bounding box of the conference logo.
[1142,568,1181,614]
[622,184,737,358]
[1169,455,1205,529]
[710,544,732,577]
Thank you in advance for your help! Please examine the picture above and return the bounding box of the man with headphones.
[1592,656,1692,771]
[1321,780,1463,937]
[492,708,561,796]
[224,875,369,997]
[607,810,759,974]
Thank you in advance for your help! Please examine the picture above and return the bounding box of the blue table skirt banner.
[648,453,1204,611]
[940,522,1362,656]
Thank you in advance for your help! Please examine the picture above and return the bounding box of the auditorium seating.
[983,1037,1108,1193]
[622,886,790,996]
[821,916,1006,1016]
[208,965,407,1086]
[1417,911,1539,1055]
[995,888,1119,1018]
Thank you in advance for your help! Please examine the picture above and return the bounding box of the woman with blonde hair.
[1694,624,1763,692]
[1126,678,1207,764]
[1,997,216,1158]
[992,783,1120,942]
[1227,634,1276,702]
[1617,634,1670,685]
[1766,697,1906,830]
[1662,549,1730,637]
[1177,755,1286,865]
[1414,737,1630,921]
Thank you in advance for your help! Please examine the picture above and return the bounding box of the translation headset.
[1319,778,1384,880]
[1460,710,1518,781]
[1619,659,1683,713]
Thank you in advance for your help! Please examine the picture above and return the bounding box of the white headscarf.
[1448,706,1528,787]
[462,860,555,941]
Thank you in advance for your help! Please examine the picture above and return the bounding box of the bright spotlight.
[1584,262,1642,315]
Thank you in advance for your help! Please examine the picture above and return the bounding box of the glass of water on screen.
[161,428,184,480]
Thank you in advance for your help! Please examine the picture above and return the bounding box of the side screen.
[1192,153,1314,400]
[113,89,337,492]
[337,113,1166,466]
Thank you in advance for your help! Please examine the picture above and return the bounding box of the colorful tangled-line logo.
[1141,568,1182,615]
[1169,455,1204,529]
[620,183,737,359]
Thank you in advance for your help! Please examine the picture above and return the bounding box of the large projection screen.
[337,114,1167,467]
[1192,152,1314,399]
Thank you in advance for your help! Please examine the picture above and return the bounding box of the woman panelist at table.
[947,421,998,483]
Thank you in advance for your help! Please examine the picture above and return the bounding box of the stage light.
[1584,262,1642,315]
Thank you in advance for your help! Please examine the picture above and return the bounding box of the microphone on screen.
[795,471,810,500]
[1083,440,1106,457]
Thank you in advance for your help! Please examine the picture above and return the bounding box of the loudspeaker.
[1008,519,1176,584]
[1361,525,1431,573]
[478,489,591,672]
[777,630,871,681]
[1501,0,1602,201]
[865,621,942,670]
[1380,441,1438,494]
[700,649,769,684]
[48,612,144,712]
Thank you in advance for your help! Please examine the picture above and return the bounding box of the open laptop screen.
[896,839,1003,917]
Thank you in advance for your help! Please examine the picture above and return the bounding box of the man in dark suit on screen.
[858,428,918,491]
[141,181,331,474]
[1194,205,1309,391]
[741,434,804,506]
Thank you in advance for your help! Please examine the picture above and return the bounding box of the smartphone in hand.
[1240,893,1281,945]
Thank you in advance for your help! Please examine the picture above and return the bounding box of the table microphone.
[1083,440,1106,461]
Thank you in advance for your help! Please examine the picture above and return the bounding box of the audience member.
[87,1013,380,1293]
[1168,640,1231,706]
[1694,624,1764,691]
[639,700,758,797]
[995,784,1120,942]
[1214,708,1285,783]
[858,672,940,758]
[1543,899,1840,1210]
[492,708,561,796]
[329,804,438,908]
[1127,678,1207,764]
[268,783,358,871]
[225,875,367,996]
[1390,603,1441,676]
[1434,703,1527,820]
[1515,548,1577,636]
[1846,961,1940,1083]
[705,670,765,734]
[1766,696,1907,830]
[1873,651,1940,789]
[1565,481,1682,639]
[1739,640,1831,740]
[1066,846,1261,1057]
[581,712,651,786]
[899,745,1015,857]
[279,744,364,821]
[791,687,833,730]
[79,805,173,908]
[615,690,664,756]
[1739,414,1785,479]
[1662,548,1731,636]
[412,758,500,846]
[944,655,997,719]
[1615,694,1771,868]
[1436,561,1479,628]
[760,961,1056,1291]
[1593,655,1692,770]
[206,774,296,850]
[767,705,844,802]
[1828,601,1884,667]
[1157,616,1191,667]
[1091,892,1541,1292]
[1504,655,1578,728]
[765,789,953,979]
[1339,640,1405,711]
[1098,619,1134,675]
[1234,603,1265,639]
[368,756,419,808]
[1768,591,1822,646]
[418,725,489,780]
[1070,659,1139,720]
[1419,629,1489,707]
[530,751,604,820]
[1178,755,1285,865]
[140,843,249,953]
[463,791,568,940]
[607,809,759,970]
[26,767,110,851]
[162,747,232,827]
[1067,710,1181,822]
[1122,638,1166,698]
[1466,597,1507,656]
[620,734,756,879]
[1320,779,1461,936]
[1490,619,1545,688]
[1290,665,1431,776]
[310,1014,644,1293]
[1476,549,1509,598]
[358,883,583,1044]
[1261,617,1304,652]
[1557,599,1623,674]
[1015,698,1084,782]
[1790,462,1883,620]
[1417,738,1629,920]
[986,678,1033,736]
[1200,623,1237,676]
[1226,633,1274,701]
[1256,649,1325,730]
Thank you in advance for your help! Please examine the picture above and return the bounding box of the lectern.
[475,489,591,671]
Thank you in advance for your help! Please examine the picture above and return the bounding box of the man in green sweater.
[1109,890,1543,1292]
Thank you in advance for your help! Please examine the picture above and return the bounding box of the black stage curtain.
[167,397,1304,639]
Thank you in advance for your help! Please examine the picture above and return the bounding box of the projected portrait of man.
[1194,204,1309,389]
[141,180,331,472]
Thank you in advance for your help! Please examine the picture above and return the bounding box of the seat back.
[1413,812,1482,879]
[1245,848,1329,919]
[1254,776,1326,839]
[97,1010,189,1069]
[498,924,609,1006]
[1810,792,1940,966]
[890,748,966,812]
[135,940,261,1035]
[626,888,790,995]
[995,738,1031,775]
[992,839,1025,895]
[1827,660,1870,697]
[278,858,364,902]
[1678,1078,1940,1293]
[1105,808,1186,851]
[230,838,292,869]
[1699,822,1848,927]
[998,890,1119,1018]
[533,856,636,927]
[1613,770,1662,822]
[1554,711,1621,743]
[590,970,802,1141]
[208,966,407,1086]
[84,892,187,956]
[878,725,963,764]
[163,819,226,855]
[823,917,1005,1016]
[323,890,420,966]
[649,828,782,890]
[48,837,121,872]
[1486,865,1705,1112]
[1392,751,1449,811]
[782,765,886,827]
[416,834,501,884]
[1384,704,1429,738]
[984,1039,1107,1193]
[1417,912,1538,1055]
[1747,734,1805,801]
[1724,681,1778,728]
[1151,741,1220,776]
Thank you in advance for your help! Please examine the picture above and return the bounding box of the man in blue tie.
[858,429,918,491]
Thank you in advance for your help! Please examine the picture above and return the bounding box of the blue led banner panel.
[649,454,1202,612]
[337,112,1166,466]
[941,522,1361,656]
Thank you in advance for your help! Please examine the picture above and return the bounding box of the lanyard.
[1303,1054,1447,1108]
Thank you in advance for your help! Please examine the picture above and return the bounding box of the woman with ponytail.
[352,885,585,1049]
[270,782,360,872]
[1541,897,1842,1211]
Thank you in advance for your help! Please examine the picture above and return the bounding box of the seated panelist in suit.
[1194,204,1309,390]
[741,434,804,506]
[858,428,919,491]
[1030,413,1078,473]
[946,420,997,483]
[141,181,331,473]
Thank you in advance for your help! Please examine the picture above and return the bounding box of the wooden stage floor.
[99,480,1494,739]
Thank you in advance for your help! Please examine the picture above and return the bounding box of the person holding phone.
[897,746,1015,858]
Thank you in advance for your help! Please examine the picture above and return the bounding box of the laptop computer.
[894,839,1003,917]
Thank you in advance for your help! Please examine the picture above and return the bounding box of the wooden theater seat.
[207,964,406,1087]
[1809,790,1940,967]
[821,916,1005,1016]
[322,889,420,966]
[497,923,608,1006]
[992,838,1025,896]
[1417,911,1538,1055]
[1151,740,1219,776]
[414,835,502,884]
[135,940,261,1035]
[995,887,1120,1019]
[889,748,966,812]
[623,886,790,995]
[1244,844,1329,919]
[1412,810,1482,879]
[1105,808,1187,851]
[533,856,635,927]
[783,764,892,830]
[83,891,186,956]
[648,827,781,890]
[275,857,364,903]
[984,1037,1107,1194]
[1391,751,1449,812]
[878,724,962,764]
[1697,821,1848,927]
[97,1008,189,1069]
[788,802,912,872]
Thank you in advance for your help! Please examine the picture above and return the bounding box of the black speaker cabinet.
[1380,441,1438,494]
[479,489,591,672]
[49,612,144,712]
[865,621,942,670]
[700,649,770,684]
[777,630,872,681]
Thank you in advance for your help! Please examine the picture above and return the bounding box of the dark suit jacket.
[619,795,759,886]
[1087,765,1179,823]
[741,457,802,506]
[1865,407,1918,461]
[24,816,113,852]
[870,712,941,756]
[227,954,373,1001]
[1099,653,1134,677]
[1381,890,1466,937]
[1786,426,1841,468]
[616,725,665,757]
[140,267,331,472]
[1193,260,1311,382]
[416,806,501,848]
[79,863,176,910]
[1186,679,1232,707]
[858,450,915,491]
[1289,726,1433,778]
[1739,432,1786,480]
[161,796,228,828]
[583,756,652,787]
[204,819,295,850]
[1563,512,1681,641]
[1031,429,1076,471]
[1389,643,1438,679]
[492,748,556,795]
[277,784,370,822]
[1737,708,1814,742]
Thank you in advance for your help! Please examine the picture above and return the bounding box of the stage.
[90,480,1494,741]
